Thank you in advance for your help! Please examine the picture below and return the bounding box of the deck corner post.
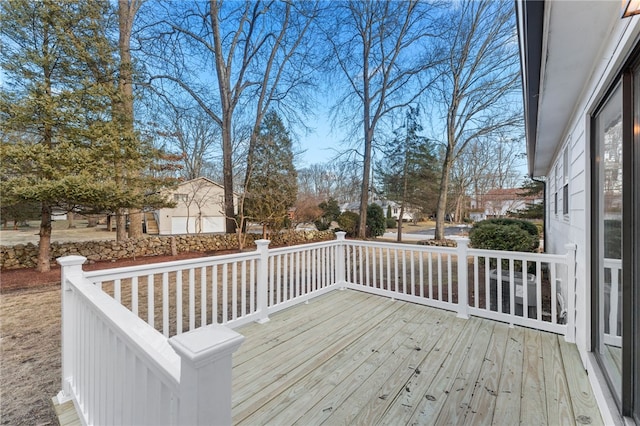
[255,239,271,323]
[335,232,347,288]
[564,243,577,343]
[456,238,470,319]
[170,325,245,426]
[56,255,87,401]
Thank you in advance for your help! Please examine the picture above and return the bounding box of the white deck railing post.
[255,239,271,323]
[335,232,347,288]
[565,243,577,343]
[456,239,470,319]
[169,325,245,426]
[56,255,87,403]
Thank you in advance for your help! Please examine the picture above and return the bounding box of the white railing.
[603,258,622,347]
[57,232,577,425]
[57,256,245,426]
[342,238,576,337]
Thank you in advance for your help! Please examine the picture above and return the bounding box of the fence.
[56,233,576,424]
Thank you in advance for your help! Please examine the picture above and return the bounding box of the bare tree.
[324,0,440,238]
[449,136,525,221]
[297,160,363,205]
[431,0,522,240]
[160,107,222,180]
[146,1,318,234]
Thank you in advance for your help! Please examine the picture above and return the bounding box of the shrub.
[472,218,539,251]
[386,218,397,229]
[366,203,386,237]
[470,223,538,253]
[337,211,359,237]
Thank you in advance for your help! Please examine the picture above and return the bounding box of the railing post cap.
[255,239,271,247]
[457,238,470,246]
[56,255,87,267]
[169,324,245,368]
[335,231,346,240]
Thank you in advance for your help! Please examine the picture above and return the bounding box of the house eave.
[517,0,619,177]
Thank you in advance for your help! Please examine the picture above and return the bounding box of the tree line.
[1,0,523,272]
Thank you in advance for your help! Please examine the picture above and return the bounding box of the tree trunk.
[118,0,143,239]
[397,206,404,242]
[87,215,98,228]
[67,211,75,229]
[36,203,52,273]
[129,210,143,238]
[116,210,127,241]
[434,149,453,240]
[221,117,236,234]
[358,139,371,239]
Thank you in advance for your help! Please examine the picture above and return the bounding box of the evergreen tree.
[0,0,176,271]
[315,198,341,231]
[378,106,440,241]
[244,111,298,237]
[366,203,386,238]
[512,178,544,219]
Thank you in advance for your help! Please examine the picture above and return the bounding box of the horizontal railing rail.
[340,238,576,339]
[57,232,577,425]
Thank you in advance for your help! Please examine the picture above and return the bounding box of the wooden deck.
[55,288,603,425]
[233,289,603,425]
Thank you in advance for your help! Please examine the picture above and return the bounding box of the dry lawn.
[1,285,61,425]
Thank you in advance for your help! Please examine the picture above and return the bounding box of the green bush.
[337,211,360,237]
[386,218,397,229]
[472,218,539,251]
[469,223,538,253]
[366,204,386,237]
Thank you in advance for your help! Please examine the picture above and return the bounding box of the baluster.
[188,269,195,331]
[201,267,207,326]
[147,274,154,328]
[162,272,169,336]
[176,270,183,334]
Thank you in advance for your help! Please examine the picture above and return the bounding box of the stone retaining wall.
[0,230,335,270]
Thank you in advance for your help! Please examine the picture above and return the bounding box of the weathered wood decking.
[233,290,602,426]
[56,288,602,425]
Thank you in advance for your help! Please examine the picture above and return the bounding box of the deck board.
[55,288,604,426]
[521,327,548,425]
[541,330,574,425]
[560,338,604,425]
[463,320,509,425]
[233,290,604,426]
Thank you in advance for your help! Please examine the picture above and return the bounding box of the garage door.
[171,216,225,234]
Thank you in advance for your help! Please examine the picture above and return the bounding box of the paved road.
[383,225,472,241]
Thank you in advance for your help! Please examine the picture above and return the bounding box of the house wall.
[157,179,228,235]
[540,14,640,373]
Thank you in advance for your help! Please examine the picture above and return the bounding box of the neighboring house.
[517,1,639,423]
[470,188,542,220]
[341,200,415,221]
[155,177,232,235]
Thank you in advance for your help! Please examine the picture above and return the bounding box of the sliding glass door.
[592,83,623,401]
[592,66,639,421]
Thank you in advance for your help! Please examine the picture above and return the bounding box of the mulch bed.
[0,251,236,294]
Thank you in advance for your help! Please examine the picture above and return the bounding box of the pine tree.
[378,106,440,241]
[244,111,298,238]
[0,0,176,271]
